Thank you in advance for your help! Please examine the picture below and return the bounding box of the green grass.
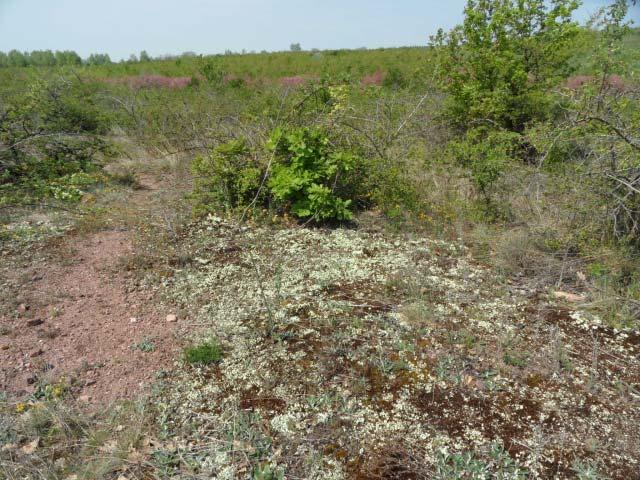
[183,341,223,365]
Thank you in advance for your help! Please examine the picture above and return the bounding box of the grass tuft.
[183,341,223,365]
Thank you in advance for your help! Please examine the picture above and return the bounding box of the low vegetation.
[183,341,223,365]
[1,1,639,479]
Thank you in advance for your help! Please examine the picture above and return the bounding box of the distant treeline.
[0,50,111,67]
[0,49,194,68]
[0,46,370,68]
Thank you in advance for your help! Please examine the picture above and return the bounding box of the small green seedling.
[132,338,156,353]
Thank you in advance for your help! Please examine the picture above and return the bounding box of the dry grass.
[0,398,161,480]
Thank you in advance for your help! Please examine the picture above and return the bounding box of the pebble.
[26,319,44,327]
[166,314,177,323]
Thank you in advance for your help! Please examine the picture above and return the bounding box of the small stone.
[166,314,177,323]
[85,380,96,387]
[18,304,29,313]
[26,376,37,385]
[26,319,44,327]
[78,395,91,403]
[29,349,44,358]
[129,317,138,323]
[1,345,9,351]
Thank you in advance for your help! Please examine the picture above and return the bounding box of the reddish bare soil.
[0,182,181,406]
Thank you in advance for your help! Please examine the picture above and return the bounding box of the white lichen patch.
[151,217,640,479]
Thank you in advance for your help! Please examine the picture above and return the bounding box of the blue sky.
[0,0,637,60]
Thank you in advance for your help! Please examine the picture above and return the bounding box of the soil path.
[0,179,180,405]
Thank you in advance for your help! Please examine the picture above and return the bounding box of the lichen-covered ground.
[145,215,640,479]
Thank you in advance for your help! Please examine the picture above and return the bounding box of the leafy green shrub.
[191,128,362,221]
[382,66,407,89]
[183,341,223,365]
[447,127,519,200]
[431,0,580,133]
[200,60,225,85]
[191,139,262,215]
[267,127,359,221]
[0,78,111,202]
[430,0,581,216]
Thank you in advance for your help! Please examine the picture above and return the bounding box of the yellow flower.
[15,402,28,413]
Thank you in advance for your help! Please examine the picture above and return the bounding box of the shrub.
[447,127,520,200]
[224,75,246,88]
[428,0,581,217]
[382,67,406,89]
[0,78,111,202]
[191,139,262,215]
[431,0,580,133]
[200,59,225,85]
[103,75,193,90]
[191,128,362,221]
[183,341,223,365]
[267,127,359,221]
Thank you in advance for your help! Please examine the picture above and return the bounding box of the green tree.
[86,53,112,65]
[29,50,56,67]
[139,50,151,62]
[7,50,28,67]
[431,0,580,133]
[431,0,581,201]
[290,43,302,52]
[54,50,82,66]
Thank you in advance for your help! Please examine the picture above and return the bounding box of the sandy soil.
[0,181,181,406]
